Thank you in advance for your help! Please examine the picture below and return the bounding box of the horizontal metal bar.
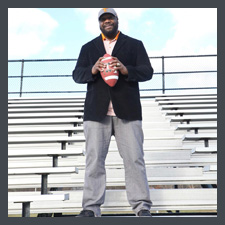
[8,87,217,95]
[140,87,217,91]
[8,70,217,78]
[149,54,217,59]
[8,54,217,62]
[145,71,217,75]
[163,70,216,75]
[8,75,72,78]
[8,59,77,62]
[8,91,87,94]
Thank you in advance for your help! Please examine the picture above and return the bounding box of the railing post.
[19,59,24,97]
[162,56,165,94]
[22,202,30,217]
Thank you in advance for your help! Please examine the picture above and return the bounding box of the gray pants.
[82,116,152,216]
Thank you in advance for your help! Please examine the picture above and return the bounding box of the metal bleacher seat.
[176,123,217,134]
[165,109,217,116]
[8,188,217,216]
[8,94,217,217]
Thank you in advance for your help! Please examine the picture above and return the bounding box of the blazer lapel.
[93,35,106,56]
[112,32,127,56]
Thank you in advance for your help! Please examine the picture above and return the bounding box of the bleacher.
[8,93,217,217]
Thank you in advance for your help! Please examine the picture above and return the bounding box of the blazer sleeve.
[72,45,97,84]
[125,41,154,82]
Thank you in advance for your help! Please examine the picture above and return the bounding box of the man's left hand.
[110,57,128,75]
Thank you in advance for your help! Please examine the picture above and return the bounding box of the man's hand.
[92,57,105,75]
[110,57,128,75]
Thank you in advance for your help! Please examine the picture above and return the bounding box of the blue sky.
[8,8,217,96]
[8,8,217,59]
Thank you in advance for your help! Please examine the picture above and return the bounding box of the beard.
[100,21,119,39]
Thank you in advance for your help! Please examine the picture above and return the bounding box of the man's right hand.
[92,57,105,75]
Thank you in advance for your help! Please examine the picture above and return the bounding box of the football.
[100,54,119,87]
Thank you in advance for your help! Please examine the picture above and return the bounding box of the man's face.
[99,13,118,39]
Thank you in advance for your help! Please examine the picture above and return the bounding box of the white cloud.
[74,8,98,36]
[150,8,217,56]
[176,73,217,89]
[75,8,149,36]
[8,8,58,59]
[50,45,65,54]
[149,9,217,91]
[76,8,216,57]
[145,21,154,27]
[45,45,65,58]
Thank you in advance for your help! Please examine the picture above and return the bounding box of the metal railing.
[8,54,217,97]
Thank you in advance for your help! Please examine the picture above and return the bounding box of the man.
[72,8,154,217]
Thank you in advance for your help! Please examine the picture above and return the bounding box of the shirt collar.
[101,31,120,41]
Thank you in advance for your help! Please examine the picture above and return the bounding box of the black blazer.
[72,32,154,122]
